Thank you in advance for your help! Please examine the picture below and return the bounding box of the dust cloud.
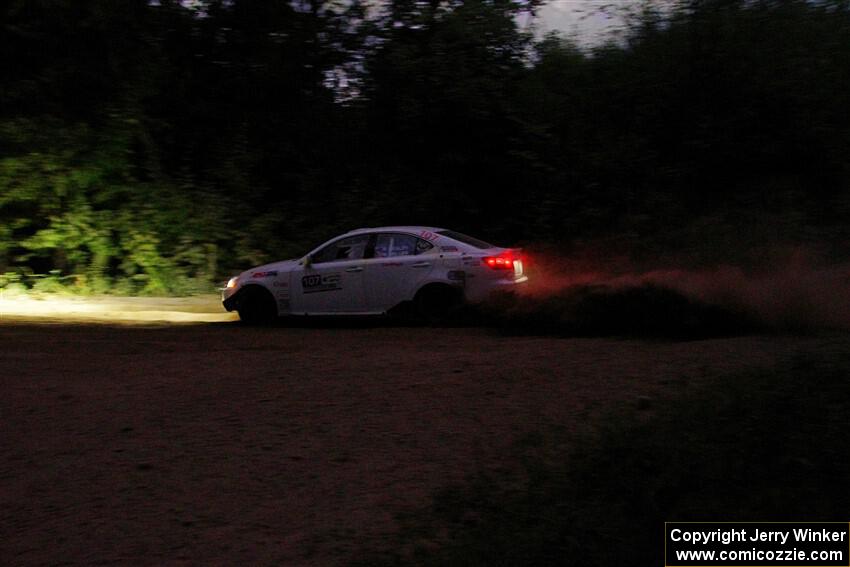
[492,247,850,336]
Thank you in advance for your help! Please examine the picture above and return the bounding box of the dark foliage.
[1,0,849,292]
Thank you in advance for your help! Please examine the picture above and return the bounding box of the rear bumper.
[465,275,528,303]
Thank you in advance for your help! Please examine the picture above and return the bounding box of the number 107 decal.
[302,273,342,293]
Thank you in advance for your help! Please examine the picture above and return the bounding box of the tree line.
[1,0,848,293]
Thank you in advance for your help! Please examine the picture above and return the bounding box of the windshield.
[436,230,495,249]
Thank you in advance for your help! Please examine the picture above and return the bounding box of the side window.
[373,233,434,258]
[311,234,370,264]
[415,238,434,254]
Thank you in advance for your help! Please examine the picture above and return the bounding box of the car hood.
[240,258,301,278]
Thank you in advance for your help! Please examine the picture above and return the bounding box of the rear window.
[436,230,495,250]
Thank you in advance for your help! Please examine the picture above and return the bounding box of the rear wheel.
[237,287,277,325]
[414,284,463,323]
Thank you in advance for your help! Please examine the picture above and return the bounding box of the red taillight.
[483,253,516,270]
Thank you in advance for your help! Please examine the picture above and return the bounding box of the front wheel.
[237,287,278,325]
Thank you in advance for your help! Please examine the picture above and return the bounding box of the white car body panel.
[363,248,438,311]
[291,258,368,314]
[222,226,527,317]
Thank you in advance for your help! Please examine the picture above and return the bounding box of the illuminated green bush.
[0,121,223,295]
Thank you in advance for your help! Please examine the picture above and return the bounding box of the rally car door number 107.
[302,273,342,293]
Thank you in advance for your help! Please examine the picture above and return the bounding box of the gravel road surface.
[2,313,844,565]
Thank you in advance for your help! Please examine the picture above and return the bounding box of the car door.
[291,234,370,313]
[363,233,436,312]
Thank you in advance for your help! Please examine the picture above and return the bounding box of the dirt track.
[1,318,845,565]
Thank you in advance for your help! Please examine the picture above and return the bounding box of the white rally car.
[222,226,527,323]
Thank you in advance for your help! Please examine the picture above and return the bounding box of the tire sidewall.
[238,287,277,325]
[415,285,462,324]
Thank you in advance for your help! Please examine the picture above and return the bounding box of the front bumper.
[222,288,241,312]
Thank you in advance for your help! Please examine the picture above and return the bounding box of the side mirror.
[302,255,313,269]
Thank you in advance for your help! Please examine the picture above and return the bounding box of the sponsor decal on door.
[302,273,342,293]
